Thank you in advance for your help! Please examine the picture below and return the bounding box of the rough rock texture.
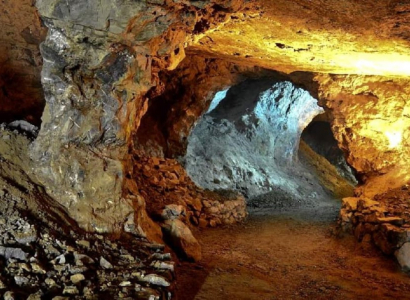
[190,1,410,76]
[162,219,201,262]
[0,193,175,299]
[133,153,247,228]
[0,126,175,299]
[0,0,46,125]
[31,0,251,234]
[339,194,410,271]
[314,74,410,197]
[135,54,275,158]
[183,79,325,198]
[4,0,410,283]
[28,0,410,238]
[301,120,357,184]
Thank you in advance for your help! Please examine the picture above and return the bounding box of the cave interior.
[2,0,410,299]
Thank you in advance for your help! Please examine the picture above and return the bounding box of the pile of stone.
[133,154,247,229]
[339,196,410,271]
[0,192,174,299]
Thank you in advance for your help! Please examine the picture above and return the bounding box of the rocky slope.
[0,126,175,299]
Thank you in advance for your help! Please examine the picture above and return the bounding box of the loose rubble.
[0,193,175,299]
[339,187,410,271]
[133,153,248,229]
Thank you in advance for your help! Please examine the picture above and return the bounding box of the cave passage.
[183,78,356,216]
[4,0,410,298]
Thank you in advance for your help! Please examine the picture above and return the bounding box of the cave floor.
[176,204,410,300]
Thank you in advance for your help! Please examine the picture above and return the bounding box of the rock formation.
[183,79,324,197]
[2,1,410,296]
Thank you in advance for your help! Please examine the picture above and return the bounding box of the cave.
[2,0,410,299]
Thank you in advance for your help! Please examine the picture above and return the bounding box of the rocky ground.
[176,206,410,300]
[0,125,176,299]
[0,193,175,300]
[133,153,247,229]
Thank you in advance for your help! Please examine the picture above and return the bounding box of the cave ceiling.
[189,0,410,76]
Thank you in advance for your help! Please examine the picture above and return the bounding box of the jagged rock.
[161,219,202,261]
[184,79,327,201]
[69,265,88,274]
[377,217,405,226]
[63,286,79,295]
[74,253,95,266]
[357,198,380,210]
[3,291,15,300]
[342,197,359,211]
[100,257,113,269]
[53,254,66,265]
[45,278,57,287]
[13,228,37,244]
[76,240,91,249]
[160,205,186,220]
[0,279,5,289]
[14,275,29,286]
[151,260,175,272]
[119,281,132,287]
[70,274,85,284]
[150,253,172,261]
[31,263,46,274]
[27,291,42,300]
[8,121,38,137]
[140,274,170,287]
[0,246,28,261]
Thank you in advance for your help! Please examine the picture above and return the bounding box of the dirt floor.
[175,202,410,300]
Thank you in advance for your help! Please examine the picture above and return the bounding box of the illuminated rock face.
[315,74,410,196]
[30,0,250,234]
[184,79,324,198]
[190,1,410,76]
[7,0,408,240]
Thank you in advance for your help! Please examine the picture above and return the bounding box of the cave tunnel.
[2,0,410,299]
[182,78,358,214]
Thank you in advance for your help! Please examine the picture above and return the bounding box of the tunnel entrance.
[181,78,356,215]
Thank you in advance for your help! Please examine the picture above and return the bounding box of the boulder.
[161,219,202,261]
[161,204,186,220]
[396,242,410,271]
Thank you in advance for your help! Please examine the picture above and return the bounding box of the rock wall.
[339,194,410,271]
[133,153,247,228]
[135,54,275,158]
[31,0,250,235]
[315,74,410,196]
[7,0,410,266]
[183,79,328,200]
[301,121,357,184]
[0,0,46,125]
